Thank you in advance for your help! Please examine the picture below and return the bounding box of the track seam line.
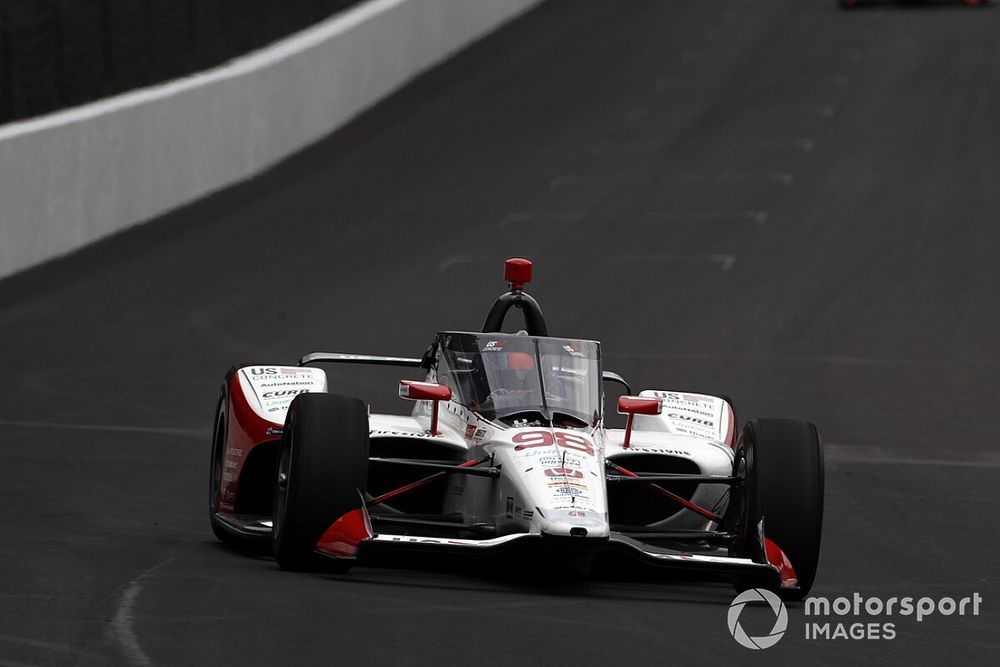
[0,420,205,437]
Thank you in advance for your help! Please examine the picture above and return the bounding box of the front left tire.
[209,382,240,545]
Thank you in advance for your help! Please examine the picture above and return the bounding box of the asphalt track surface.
[2,0,1000,664]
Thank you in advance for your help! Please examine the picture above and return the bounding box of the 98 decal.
[512,430,595,456]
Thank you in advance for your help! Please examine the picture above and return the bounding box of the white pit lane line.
[0,420,205,438]
[608,253,737,271]
[825,444,1000,469]
[496,211,584,227]
[438,253,740,272]
[657,210,770,224]
[112,581,152,667]
[604,351,1000,369]
[0,634,108,663]
[109,548,197,667]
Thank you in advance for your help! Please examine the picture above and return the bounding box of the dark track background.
[1,0,998,664]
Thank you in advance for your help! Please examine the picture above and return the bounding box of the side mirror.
[602,370,632,395]
[399,380,452,435]
[617,396,662,448]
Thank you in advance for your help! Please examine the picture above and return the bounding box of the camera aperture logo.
[727,588,788,649]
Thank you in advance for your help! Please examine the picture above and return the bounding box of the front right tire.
[730,418,824,600]
[272,393,370,571]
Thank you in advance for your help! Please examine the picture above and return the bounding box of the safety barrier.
[0,0,541,280]
[0,1,365,124]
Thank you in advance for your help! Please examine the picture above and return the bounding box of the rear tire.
[729,419,824,600]
[272,393,369,571]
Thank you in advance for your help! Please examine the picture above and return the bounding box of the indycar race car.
[209,258,824,599]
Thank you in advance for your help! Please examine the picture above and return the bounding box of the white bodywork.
[367,386,736,538]
[233,361,736,541]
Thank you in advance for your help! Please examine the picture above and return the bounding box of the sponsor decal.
[669,426,716,439]
[465,424,477,439]
[651,390,719,409]
[482,341,506,352]
[243,368,324,418]
[562,344,584,358]
[665,406,716,418]
[552,503,591,510]
[370,429,443,438]
[516,447,558,458]
[548,481,589,490]
[240,368,325,422]
[538,455,583,467]
[262,389,310,399]
[666,412,716,427]
[265,427,283,437]
[226,447,242,458]
[256,381,316,388]
[624,447,692,456]
[544,468,584,479]
[652,391,714,403]
[249,367,314,376]
[381,535,472,545]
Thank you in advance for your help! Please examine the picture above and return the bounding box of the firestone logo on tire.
[728,588,788,649]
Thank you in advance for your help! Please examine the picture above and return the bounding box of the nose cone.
[538,508,609,538]
[493,428,610,539]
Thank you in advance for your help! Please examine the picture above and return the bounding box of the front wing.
[315,508,784,588]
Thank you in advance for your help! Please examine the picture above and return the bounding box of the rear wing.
[300,352,633,395]
[298,352,422,368]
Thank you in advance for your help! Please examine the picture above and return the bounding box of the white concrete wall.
[0,0,541,280]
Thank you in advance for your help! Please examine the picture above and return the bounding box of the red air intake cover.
[504,257,532,288]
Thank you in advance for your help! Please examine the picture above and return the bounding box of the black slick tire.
[730,418,824,600]
[272,393,369,571]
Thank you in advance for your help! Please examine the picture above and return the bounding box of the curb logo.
[728,588,788,649]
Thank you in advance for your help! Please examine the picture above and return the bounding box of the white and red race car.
[209,258,824,599]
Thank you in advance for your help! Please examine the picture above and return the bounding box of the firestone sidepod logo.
[728,588,789,649]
